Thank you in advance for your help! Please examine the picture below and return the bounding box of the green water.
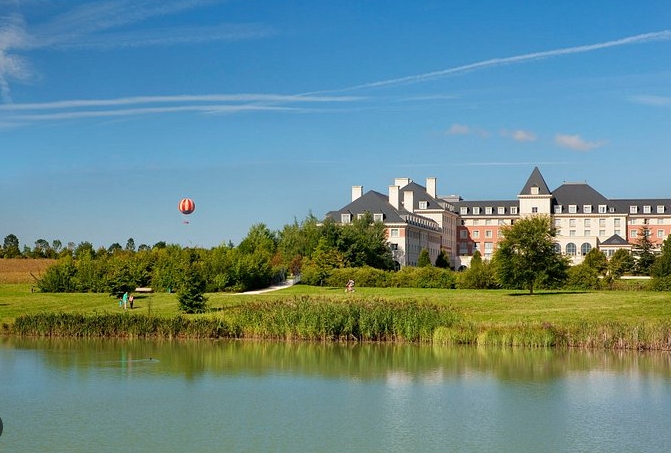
[1,338,670,452]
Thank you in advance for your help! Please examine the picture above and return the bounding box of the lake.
[1,337,671,452]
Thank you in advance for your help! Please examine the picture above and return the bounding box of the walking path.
[239,278,296,295]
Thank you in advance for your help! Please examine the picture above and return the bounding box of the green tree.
[651,236,671,278]
[583,248,608,275]
[632,226,656,275]
[3,234,21,258]
[178,260,207,313]
[417,248,432,267]
[608,249,634,278]
[459,250,499,289]
[492,215,570,294]
[125,237,136,252]
[435,250,450,269]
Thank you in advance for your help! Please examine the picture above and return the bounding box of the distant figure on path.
[129,295,134,309]
[346,279,355,293]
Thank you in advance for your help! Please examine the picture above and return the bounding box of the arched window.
[553,243,561,254]
[580,242,592,256]
[566,243,577,256]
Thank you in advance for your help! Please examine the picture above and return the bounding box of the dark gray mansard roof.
[451,199,518,214]
[610,198,671,214]
[550,182,617,212]
[600,234,630,246]
[519,166,552,196]
[325,190,411,223]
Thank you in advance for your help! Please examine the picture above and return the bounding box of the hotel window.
[390,243,398,250]
[584,219,591,227]
[631,230,638,238]
[569,205,577,214]
[599,229,606,236]
[581,243,592,255]
[357,213,365,220]
[473,219,479,226]
[569,230,576,236]
[419,201,428,209]
[531,186,539,195]
[566,243,577,256]
[485,230,493,238]
[644,205,651,214]
[473,207,481,215]
[341,213,351,224]
[498,206,505,215]
[583,205,592,214]
[554,243,561,254]
[614,229,621,236]
[614,218,621,227]
[460,230,468,239]
[555,219,561,227]
[510,207,518,215]
[584,230,591,236]
[598,205,607,213]
[474,242,481,252]
[460,207,468,215]
[554,205,563,214]
[657,205,665,214]
[498,219,505,225]
[599,218,606,227]
[473,230,480,238]
[373,213,384,222]
[485,219,492,225]
[459,243,468,255]
[484,242,494,256]
[390,228,399,237]
[485,206,492,215]
[532,207,538,213]
[569,219,576,227]
[630,205,638,214]
[658,230,665,238]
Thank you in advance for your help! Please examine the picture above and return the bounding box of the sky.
[1,0,670,250]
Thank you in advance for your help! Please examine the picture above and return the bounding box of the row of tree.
[10,215,671,309]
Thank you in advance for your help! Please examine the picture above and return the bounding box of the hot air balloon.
[179,198,195,216]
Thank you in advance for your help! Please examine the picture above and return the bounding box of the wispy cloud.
[500,129,537,142]
[445,123,489,138]
[555,133,606,152]
[0,0,273,101]
[0,93,361,124]
[329,30,671,93]
[629,95,671,106]
[446,123,471,135]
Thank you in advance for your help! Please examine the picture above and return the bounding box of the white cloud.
[331,30,671,93]
[446,123,470,135]
[555,133,606,152]
[501,129,537,142]
[629,95,671,106]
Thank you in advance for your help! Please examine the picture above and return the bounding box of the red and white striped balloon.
[178,198,195,215]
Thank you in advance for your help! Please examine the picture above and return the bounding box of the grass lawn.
[3,283,670,328]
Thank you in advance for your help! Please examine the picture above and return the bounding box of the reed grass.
[10,296,457,342]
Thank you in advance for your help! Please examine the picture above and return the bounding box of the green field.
[2,283,671,348]
[2,284,669,322]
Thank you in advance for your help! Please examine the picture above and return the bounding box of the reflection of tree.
[7,337,671,383]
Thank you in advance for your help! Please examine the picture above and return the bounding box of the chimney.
[389,185,400,210]
[403,190,414,213]
[426,177,437,198]
[352,185,363,202]
[394,177,411,188]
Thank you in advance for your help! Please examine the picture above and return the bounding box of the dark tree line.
[30,213,395,296]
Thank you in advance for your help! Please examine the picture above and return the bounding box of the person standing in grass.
[122,291,129,310]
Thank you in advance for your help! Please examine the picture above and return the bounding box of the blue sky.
[1,0,670,250]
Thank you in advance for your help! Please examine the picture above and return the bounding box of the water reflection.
[2,338,671,453]
[4,337,671,383]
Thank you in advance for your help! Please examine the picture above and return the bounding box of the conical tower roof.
[519,167,551,196]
